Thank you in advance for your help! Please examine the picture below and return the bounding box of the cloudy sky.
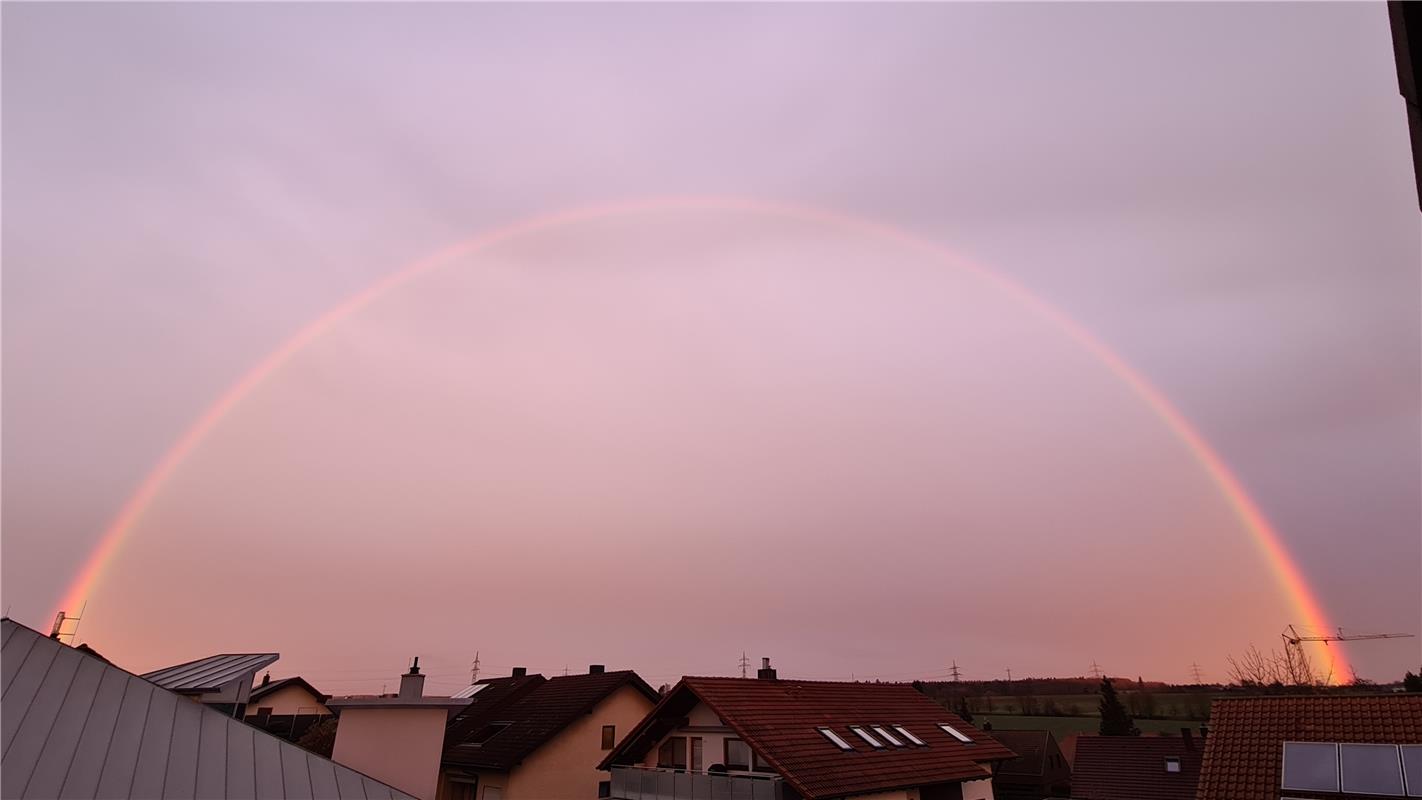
[3,2,1417,690]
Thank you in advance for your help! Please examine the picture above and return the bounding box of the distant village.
[2,615,1420,800]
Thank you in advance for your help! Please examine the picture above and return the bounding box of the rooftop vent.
[399,657,426,699]
[757,657,777,680]
[589,664,605,674]
[512,666,527,678]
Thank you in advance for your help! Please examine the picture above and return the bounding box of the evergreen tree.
[1404,671,1422,693]
[1098,677,1139,736]
[955,696,974,723]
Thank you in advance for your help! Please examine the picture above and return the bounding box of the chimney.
[589,664,605,674]
[261,672,271,686]
[399,657,426,700]
[757,657,777,680]
[1181,727,1194,750]
[1199,724,1209,740]
[511,666,527,678]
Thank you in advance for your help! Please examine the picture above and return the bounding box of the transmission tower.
[1005,667,1012,683]
[470,651,481,684]
[949,661,962,682]
[1089,661,1103,680]
[739,652,750,679]
[1190,663,1204,684]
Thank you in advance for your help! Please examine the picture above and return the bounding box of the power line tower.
[739,652,750,679]
[470,651,481,684]
[1005,667,1012,683]
[949,661,962,682]
[1190,663,1204,684]
[1089,661,1103,680]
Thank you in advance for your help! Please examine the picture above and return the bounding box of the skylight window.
[849,726,885,749]
[1165,756,1181,773]
[871,726,904,747]
[452,683,488,699]
[893,725,927,746]
[1340,744,1404,796]
[939,724,973,744]
[1281,742,1339,792]
[817,727,853,751]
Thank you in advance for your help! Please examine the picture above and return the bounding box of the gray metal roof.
[141,652,280,692]
[1,618,416,799]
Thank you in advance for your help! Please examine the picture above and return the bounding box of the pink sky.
[3,2,1418,688]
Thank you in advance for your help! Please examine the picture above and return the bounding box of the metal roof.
[1,618,415,800]
[141,652,280,692]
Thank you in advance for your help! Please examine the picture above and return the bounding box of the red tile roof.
[1197,694,1422,800]
[1071,735,1203,800]
[602,676,1014,799]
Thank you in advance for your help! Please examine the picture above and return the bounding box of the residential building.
[438,665,660,800]
[1070,732,1203,800]
[1196,694,1422,800]
[987,730,1070,799]
[245,672,333,741]
[600,659,1016,800]
[0,617,413,799]
[141,650,280,718]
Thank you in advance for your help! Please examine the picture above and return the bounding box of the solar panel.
[452,683,488,699]
[1403,745,1422,797]
[1341,744,1404,796]
[1281,742,1338,792]
[849,726,884,749]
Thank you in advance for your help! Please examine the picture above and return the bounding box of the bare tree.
[1227,644,1324,688]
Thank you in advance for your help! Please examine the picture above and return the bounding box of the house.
[0,617,414,799]
[140,649,280,717]
[1196,694,1422,800]
[245,672,333,741]
[438,665,661,800]
[1069,733,1203,800]
[987,729,1070,799]
[599,658,1016,800]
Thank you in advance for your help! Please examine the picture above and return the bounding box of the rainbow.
[50,195,1349,680]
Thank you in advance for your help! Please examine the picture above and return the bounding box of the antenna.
[949,660,962,682]
[1089,661,1103,680]
[739,652,750,679]
[470,651,481,684]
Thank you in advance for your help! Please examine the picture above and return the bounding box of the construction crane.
[1282,625,1414,648]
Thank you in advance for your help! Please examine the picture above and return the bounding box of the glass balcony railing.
[607,765,785,800]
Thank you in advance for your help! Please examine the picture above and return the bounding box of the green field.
[974,714,1204,739]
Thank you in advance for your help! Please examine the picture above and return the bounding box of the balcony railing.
[608,765,785,800]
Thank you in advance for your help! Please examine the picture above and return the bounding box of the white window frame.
[893,725,927,746]
[1165,756,1181,773]
[849,726,885,749]
[817,727,854,751]
[871,726,904,747]
[938,723,973,744]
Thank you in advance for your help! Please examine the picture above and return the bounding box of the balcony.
[607,765,785,800]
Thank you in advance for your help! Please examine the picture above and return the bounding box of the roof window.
[818,727,854,751]
[849,726,884,749]
[939,723,973,744]
[871,726,904,747]
[893,725,927,746]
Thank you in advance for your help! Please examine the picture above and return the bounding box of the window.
[1403,745,1422,797]
[601,725,616,750]
[871,726,904,746]
[849,726,884,749]
[658,737,688,770]
[1340,744,1404,796]
[255,707,273,721]
[691,737,704,771]
[469,722,512,745]
[597,781,611,798]
[482,789,503,800]
[752,750,774,773]
[725,738,752,770]
[818,728,854,751]
[939,724,973,744]
[1281,742,1339,792]
[893,725,927,746]
[1165,756,1181,773]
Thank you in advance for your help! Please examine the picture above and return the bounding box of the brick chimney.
[512,666,527,678]
[589,664,606,674]
[757,657,777,680]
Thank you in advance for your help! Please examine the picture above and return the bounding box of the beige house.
[437,665,660,800]
[247,673,331,716]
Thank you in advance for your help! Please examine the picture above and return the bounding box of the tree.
[1404,671,1422,692]
[1226,644,1322,688]
[955,696,974,723]
[1098,677,1139,736]
[293,718,337,758]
